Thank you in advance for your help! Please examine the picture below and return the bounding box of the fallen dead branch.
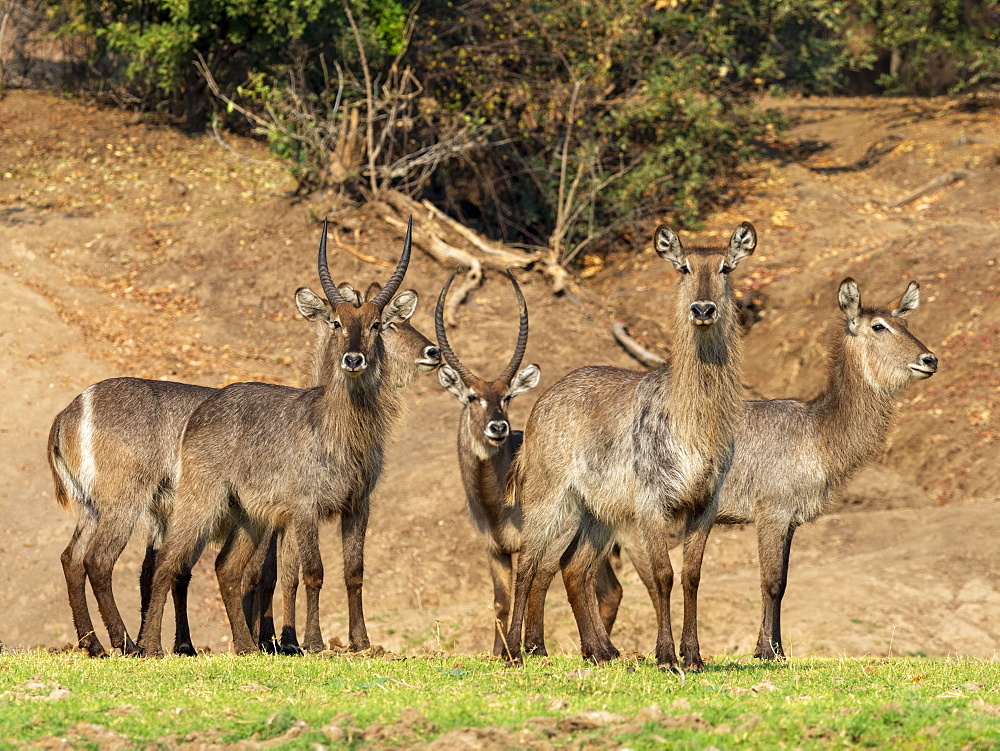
[329,227,393,267]
[887,169,973,209]
[611,322,665,368]
[368,201,482,326]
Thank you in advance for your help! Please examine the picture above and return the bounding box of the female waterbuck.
[136,219,417,656]
[712,276,938,659]
[505,222,757,672]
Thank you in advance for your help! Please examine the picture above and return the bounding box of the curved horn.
[317,218,347,305]
[498,270,529,384]
[435,266,478,386]
[371,215,413,309]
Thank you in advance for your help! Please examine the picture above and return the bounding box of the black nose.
[920,353,938,370]
[424,345,441,362]
[343,353,364,370]
[690,302,717,321]
[486,420,509,438]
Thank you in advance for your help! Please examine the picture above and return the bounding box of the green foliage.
[416,0,823,256]
[51,0,409,124]
[1,652,999,747]
[46,0,1000,261]
[849,0,1000,94]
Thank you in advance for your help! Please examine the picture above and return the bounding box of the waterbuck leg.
[679,504,717,671]
[278,529,304,655]
[84,508,141,654]
[755,521,795,660]
[523,554,558,657]
[139,544,156,623]
[561,522,619,664]
[138,526,208,657]
[171,559,196,656]
[242,530,274,645]
[297,518,328,652]
[340,500,371,652]
[61,514,104,657]
[596,548,623,636]
[640,517,678,672]
[504,540,544,664]
[488,549,514,657]
[214,522,262,655]
[255,531,279,653]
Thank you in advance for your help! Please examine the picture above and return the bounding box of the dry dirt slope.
[0,91,997,659]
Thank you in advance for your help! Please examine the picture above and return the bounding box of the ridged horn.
[371,215,412,309]
[435,267,478,386]
[317,218,347,306]
[498,270,529,384]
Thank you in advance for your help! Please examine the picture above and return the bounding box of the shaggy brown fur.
[505,222,756,671]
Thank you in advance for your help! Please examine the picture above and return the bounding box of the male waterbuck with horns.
[136,219,417,656]
[260,279,441,655]
[435,269,543,655]
[505,222,757,672]
[48,258,439,658]
[436,269,624,656]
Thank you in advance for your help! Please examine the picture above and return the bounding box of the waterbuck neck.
[314,365,402,459]
[656,285,744,465]
[811,330,898,484]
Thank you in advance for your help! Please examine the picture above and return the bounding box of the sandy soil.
[0,90,997,660]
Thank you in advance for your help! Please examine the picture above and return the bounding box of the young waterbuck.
[48,272,439,657]
[505,222,757,671]
[434,269,542,655]
[136,219,417,656]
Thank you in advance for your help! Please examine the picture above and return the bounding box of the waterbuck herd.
[47,216,937,670]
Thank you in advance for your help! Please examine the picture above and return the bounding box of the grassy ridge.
[1,652,998,747]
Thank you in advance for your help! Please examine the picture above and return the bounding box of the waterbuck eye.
[467,394,478,404]
[370,320,380,332]
[720,264,732,275]
[679,264,691,275]
[872,323,886,332]
[332,320,342,330]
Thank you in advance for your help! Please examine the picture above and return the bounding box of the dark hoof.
[259,639,281,655]
[82,640,107,658]
[279,643,305,657]
[173,642,197,657]
[583,647,620,665]
[657,662,683,674]
[524,643,548,657]
[682,658,705,672]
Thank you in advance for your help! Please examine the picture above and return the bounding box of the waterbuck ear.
[892,281,920,317]
[838,277,861,332]
[438,364,469,401]
[381,290,418,325]
[653,225,685,269]
[338,283,363,306]
[295,287,331,322]
[725,221,757,269]
[508,364,541,399]
[365,282,383,303]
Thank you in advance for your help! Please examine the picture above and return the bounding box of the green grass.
[1,651,999,748]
